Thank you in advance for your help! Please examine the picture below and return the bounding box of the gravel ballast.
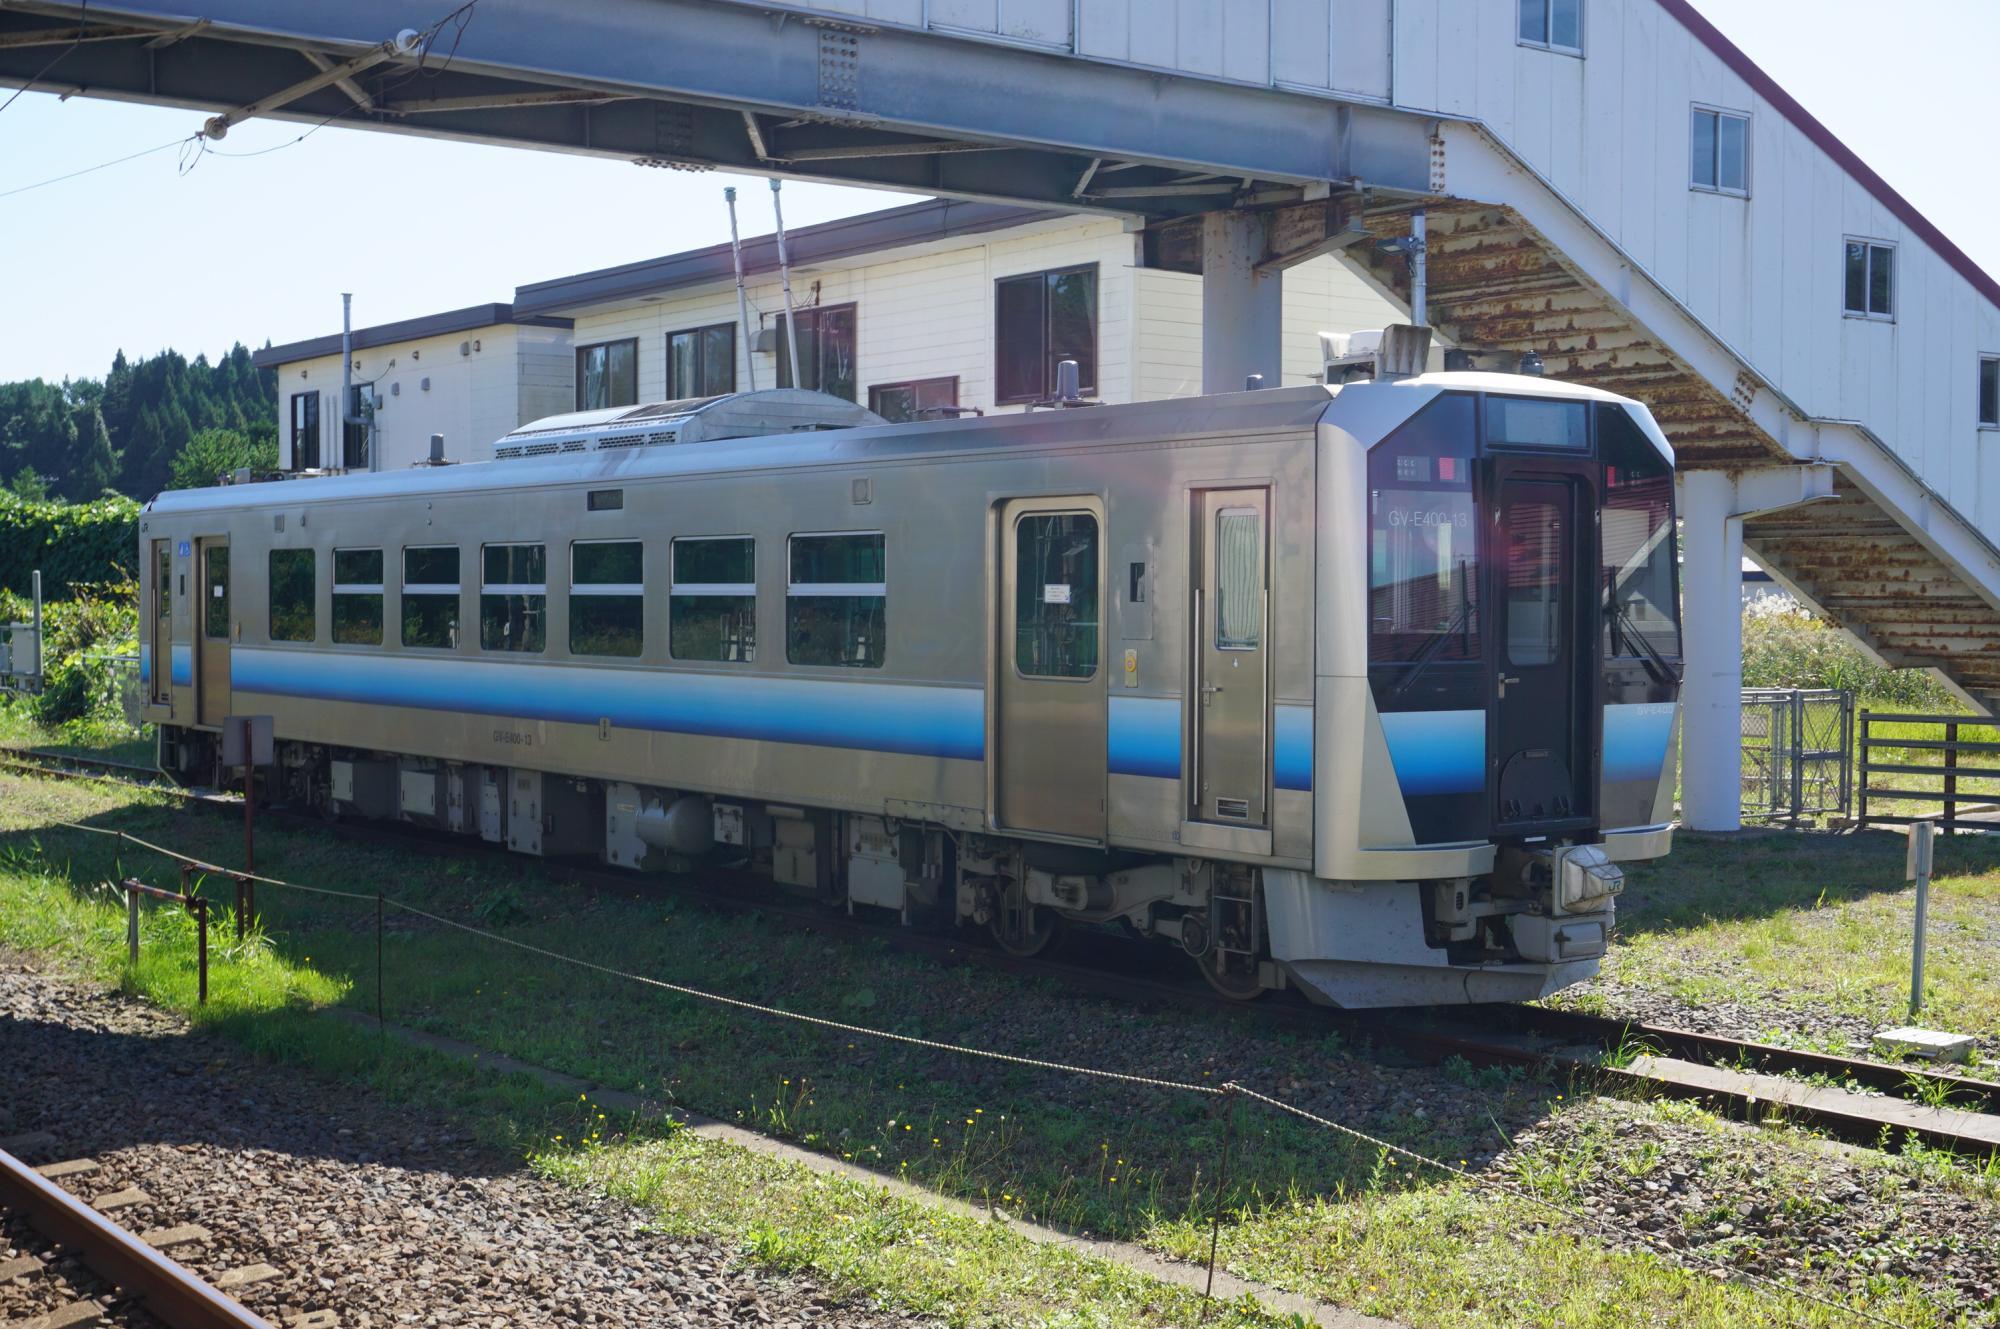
[0,950,936,1328]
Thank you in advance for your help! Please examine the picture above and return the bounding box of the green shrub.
[0,492,140,600]
[0,581,139,731]
[1742,597,1959,710]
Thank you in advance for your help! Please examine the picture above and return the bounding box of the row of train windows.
[264,534,886,668]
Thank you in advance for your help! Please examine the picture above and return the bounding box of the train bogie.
[140,343,1681,1008]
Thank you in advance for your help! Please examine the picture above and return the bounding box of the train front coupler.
[1490,841,1624,964]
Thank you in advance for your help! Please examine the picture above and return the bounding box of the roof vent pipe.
[770,179,803,390]
[429,433,446,464]
[340,292,354,472]
[725,186,757,391]
[1055,358,1081,403]
[1244,373,1264,391]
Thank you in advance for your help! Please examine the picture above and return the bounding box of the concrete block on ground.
[1873,1026,1976,1063]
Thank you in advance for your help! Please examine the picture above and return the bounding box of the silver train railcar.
[137,367,1682,1007]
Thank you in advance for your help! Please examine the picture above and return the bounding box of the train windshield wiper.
[1605,590,1680,687]
[1387,559,1472,704]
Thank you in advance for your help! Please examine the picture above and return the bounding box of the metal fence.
[91,652,142,729]
[1857,711,2000,831]
[1740,688,1854,824]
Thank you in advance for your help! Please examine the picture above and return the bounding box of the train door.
[149,539,172,706]
[1188,488,1270,826]
[196,537,232,727]
[994,497,1106,841]
[1487,462,1595,831]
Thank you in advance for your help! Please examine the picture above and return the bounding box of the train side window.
[787,533,884,669]
[572,540,643,658]
[481,543,546,653]
[1014,513,1098,678]
[671,537,756,663]
[333,549,384,645]
[202,546,230,639]
[402,546,461,650]
[268,549,316,643]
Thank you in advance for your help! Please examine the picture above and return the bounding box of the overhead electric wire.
[0,134,185,201]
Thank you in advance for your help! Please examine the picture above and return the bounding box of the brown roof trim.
[1655,0,2000,310]
[253,303,572,369]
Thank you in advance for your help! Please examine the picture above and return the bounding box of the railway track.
[0,1135,290,1329]
[9,743,2000,1157]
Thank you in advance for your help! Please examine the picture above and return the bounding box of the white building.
[257,199,1403,470]
[254,304,574,472]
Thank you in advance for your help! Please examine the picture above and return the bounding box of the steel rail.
[9,744,2000,1153]
[0,1146,276,1329]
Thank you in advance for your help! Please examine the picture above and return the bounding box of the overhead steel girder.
[0,0,1435,213]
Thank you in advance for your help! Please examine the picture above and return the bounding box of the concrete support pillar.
[1201,211,1282,394]
[1678,469,1745,832]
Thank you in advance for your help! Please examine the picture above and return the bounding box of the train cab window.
[203,546,230,639]
[481,543,547,653]
[333,549,385,645]
[1598,405,1682,661]
[402,546,461,650]
[268,549,316,643]
[1014,513,1098,678]
[671,537,756,663]
[1368,395,1480,663]
[1501,496,1563,667]
[571,541,643,658]
[787,533,884,668]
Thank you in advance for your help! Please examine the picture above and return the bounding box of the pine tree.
[66,404,119,500]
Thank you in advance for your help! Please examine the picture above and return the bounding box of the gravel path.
[0,950,937,1328]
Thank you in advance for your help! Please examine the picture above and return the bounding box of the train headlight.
[1553,844,1624,913]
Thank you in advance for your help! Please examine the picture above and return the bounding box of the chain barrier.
[31,806,1913,1327]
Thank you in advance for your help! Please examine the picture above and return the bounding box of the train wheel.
[1196,948,1267,1001]
[989,880,1062,958]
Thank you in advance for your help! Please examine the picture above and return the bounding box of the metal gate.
[1740,688,1853,824]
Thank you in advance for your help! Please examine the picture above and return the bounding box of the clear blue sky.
[1,0,1993,384]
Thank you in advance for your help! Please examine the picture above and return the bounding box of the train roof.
[146,374,1664,515]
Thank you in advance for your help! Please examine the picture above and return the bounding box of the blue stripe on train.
[1380,709,1485,796]
[139,643,150,686]
[1107,696,1180,779]
[231,648,984,761]
[170,644,193,687]
[1382,704,1677,797]
[1604,702,1675,783]
[1107,697,1312,791]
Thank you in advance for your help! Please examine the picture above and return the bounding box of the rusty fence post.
[125,881,139,967]
[376,891,385,1034]
[192,895,208,1006]
[1944,719,1960,829]
[1200,1088,1232,1312]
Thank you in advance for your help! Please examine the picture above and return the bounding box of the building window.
[344,384,375,469]
[333,548,384,646]
[1844,240,1895,320]
[575,338,638,411]
[667,323,736,400]
[571,540,644,658]
[996,265,1097,404]
[290,391,320,469]
[1982,357,2000,429]
[787,532,884,668]
[1518,0,1582,53]
[402,545,460,649]
[671,537,756,662]
[869,377,960,423]
[268,549,316,643]
[481,543,547,653]
[1690,107,1748,195]
[774,305,857,401]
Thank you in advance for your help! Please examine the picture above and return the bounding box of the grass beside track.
[1559,829,2000,1055]
[0,765,1987,1326]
